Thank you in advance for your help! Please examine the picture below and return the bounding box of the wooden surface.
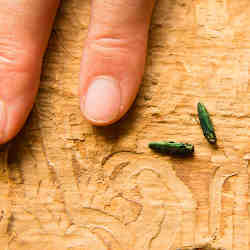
[1,0,250,249]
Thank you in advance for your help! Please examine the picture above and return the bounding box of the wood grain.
[1,0,250,249]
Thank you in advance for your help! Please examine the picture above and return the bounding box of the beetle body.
[197,102,217,144]
[149,141,194,156]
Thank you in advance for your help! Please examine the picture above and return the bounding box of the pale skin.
[0,0,155,144]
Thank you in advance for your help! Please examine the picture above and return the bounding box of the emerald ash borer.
[197,102,217,144]
[149,141,194,156]
[176,243,224,250]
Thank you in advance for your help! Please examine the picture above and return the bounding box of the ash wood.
[0,0,249,249]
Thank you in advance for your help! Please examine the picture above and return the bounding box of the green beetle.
[149,141,194,156]
[197,102,217,144]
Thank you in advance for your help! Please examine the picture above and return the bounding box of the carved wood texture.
[0,0,250,249]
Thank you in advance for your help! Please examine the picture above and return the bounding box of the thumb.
[80,0,155,125]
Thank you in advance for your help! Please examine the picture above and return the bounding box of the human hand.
[0,0,155,144]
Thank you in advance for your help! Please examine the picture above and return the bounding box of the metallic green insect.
[148,141,194,156]
[197,102,217,144]
[176,243,224,250]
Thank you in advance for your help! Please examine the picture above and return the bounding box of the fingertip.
[80,0,155,126]
[80,76,121,125]
[0,92,36,145]
[0,0,59,144]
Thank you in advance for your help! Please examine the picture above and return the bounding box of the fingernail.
[83,76,121,123]
[0,101,6,139]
